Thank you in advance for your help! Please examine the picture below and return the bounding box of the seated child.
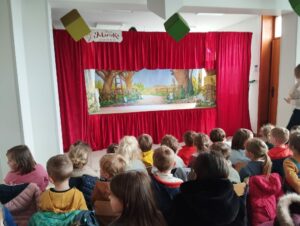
[92,154,127,226]
[38,154,87,212]
[239,138,272,182]
[116,136,147,172]
[170,151,246,226]
[106,143,118,154]
[283,132,300,193]
[151,146,183,223]
[210,142,241,183]
[268,127,292,160]
[138,134,154,167]
[229,128,253,169]
[68,141,98,177]
[161,135,185,168]
[209,128,226,143]
[109,171,166,226]
[259,123,275,149]
[177,131,196,166]
[188,133,211,167]
[4,145,48,191]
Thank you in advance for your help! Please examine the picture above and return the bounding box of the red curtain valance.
[54,30,251,151]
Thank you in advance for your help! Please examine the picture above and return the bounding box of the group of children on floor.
[2,124,300,226]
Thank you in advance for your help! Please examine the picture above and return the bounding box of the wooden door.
[268,38,280,125]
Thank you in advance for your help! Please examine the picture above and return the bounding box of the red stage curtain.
[216,32,252,135]
[54,30,251,151]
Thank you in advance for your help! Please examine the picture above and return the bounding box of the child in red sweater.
[268,127,293,160]
[177,131,196,166]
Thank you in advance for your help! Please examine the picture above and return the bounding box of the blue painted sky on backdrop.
[133,69,174,88]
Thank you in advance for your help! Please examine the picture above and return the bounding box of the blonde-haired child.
[259,123,275,149]
[68,141,98,177]
[116,136,146,172]
[239,138,272,182]
[4,145,48,191]
[268,127,292,160]
[92,154,127,226]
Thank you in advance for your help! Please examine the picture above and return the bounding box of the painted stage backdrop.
[84,69,216,114]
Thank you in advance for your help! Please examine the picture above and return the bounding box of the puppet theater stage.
[54,30,252,151]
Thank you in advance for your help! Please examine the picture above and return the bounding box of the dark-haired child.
[4,145,48,191]
[177,131,196,166]
[109,171,167,226]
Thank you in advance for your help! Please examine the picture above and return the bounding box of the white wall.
[0,0,24,181]
[277,13,300,127]
[0,0,63,181]
[220,16,262,133]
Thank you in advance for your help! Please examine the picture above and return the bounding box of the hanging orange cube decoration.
[60,9,91,41]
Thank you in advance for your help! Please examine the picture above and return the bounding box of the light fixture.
[95,23,123,30]
[196,13,224,16]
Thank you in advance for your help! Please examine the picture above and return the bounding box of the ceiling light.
[95,23,123,30]
[196,13,224,16]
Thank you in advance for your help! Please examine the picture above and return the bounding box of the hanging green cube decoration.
[289,0,300,16]
[164,12,190,42]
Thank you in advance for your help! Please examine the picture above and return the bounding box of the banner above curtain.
[54,30,252,151]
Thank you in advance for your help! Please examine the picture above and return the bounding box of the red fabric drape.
[216,32,252,135]
[54,30,251,151]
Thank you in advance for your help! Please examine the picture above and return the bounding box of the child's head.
[291,125,300,134]
[294,64,300,79]
[160,134,180,153]
[259,123,275,142]
[6,145,36,174]
[245,138,272,175]
[47,154,73,183]
[289,132,300,155]
[137,134,153,152]
[107,143,119,154]
[209,128,226,143]
[68,141,91,169]
[193,133,211,152]
[183,130,195,147]
[231,128,253,150]
[116,136,141,162]
[270,127,289,146]
[100,154,127,180]
[193,151,229,180]
[109,171,165,226]
[210,142,231,160]
[153,145,175,173]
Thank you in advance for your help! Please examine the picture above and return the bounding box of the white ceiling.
[50,0,292,32]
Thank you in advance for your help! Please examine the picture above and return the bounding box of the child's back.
[268,127,292,160]
[39,187,87,213]
[177,131,196,166]
[151,146,183,223]
[39,155,87,213]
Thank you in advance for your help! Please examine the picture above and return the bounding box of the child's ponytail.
[246,138,272,175]
[262,153,272,175]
